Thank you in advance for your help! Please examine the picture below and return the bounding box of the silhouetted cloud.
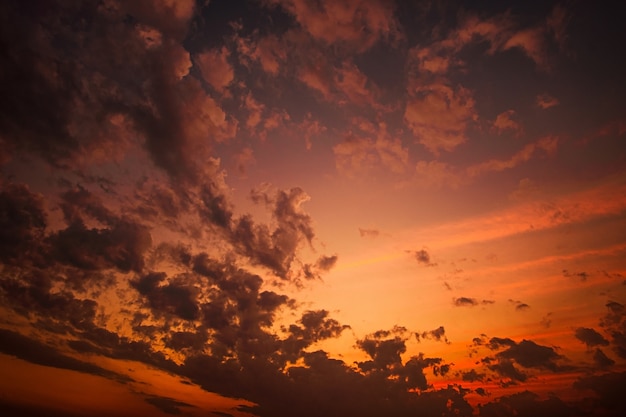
[416,326,450,344]
[574,327,609,348]
[454,297,478,307]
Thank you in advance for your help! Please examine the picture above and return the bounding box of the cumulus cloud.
[195,47,234,93]
[267,0,399,52]
[333,123,409,177]
[491,110,523,136]
[404,83,476,154]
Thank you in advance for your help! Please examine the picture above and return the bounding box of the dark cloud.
[49,219,152,274]
[562,269,589,281]
[496,339,563,371]
[541,312,553,328]
[0,328,132,384]
[414,248,436,266]
[315,254,338,271]
[478,390,574,417]
[487,359,528,383]
[599,301,626,360]
[416,326,450,344]
[283,310,350,360]
[473,336,569,385]
[132,272,199,321]
[508,299,530,311]
[454,297,479,307]
[460,369,486,382]
[231,187,320,280]
[574,327,609,347]
[592,348,615,368]
[0,1,623,416]
[573,372,626,415]
[144,395,194,415]
[0,183,47,264]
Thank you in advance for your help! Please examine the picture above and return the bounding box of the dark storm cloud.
[0,183,47,264]
[574,327,609,347]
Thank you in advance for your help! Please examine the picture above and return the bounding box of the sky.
[0,0,625,416]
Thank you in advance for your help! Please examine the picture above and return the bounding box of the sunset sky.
[1,0,625,416]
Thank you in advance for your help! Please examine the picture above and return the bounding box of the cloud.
[195,47,234,93]
[573,372,626,415]
[562,269,590,282]
[237,34,287,76]
[145,395,195,415]
[358,228,380,238]
[0,328,132,384]
[592,348,615,369]
[480,337,566,384]
[413,160,462,189]
[508,299,530,311]
[416,326,450,344]
[478,390,574,416]
[600,301,626,359]
[413,249,436,267]
[454,297,478,307]
[536,93,559,109]
[404,83,476,154]
[491,110,523,136]
[0,183,46,264]
[459,369,486,382]
[466,136,558,177]
[574,327,609,348]
[233,147,256,177]
[267,0,399,52]
[333,123,409,177]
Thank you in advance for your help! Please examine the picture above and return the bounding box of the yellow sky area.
[0,353,257,417]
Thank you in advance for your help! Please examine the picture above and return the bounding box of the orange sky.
[0,1,625,416]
